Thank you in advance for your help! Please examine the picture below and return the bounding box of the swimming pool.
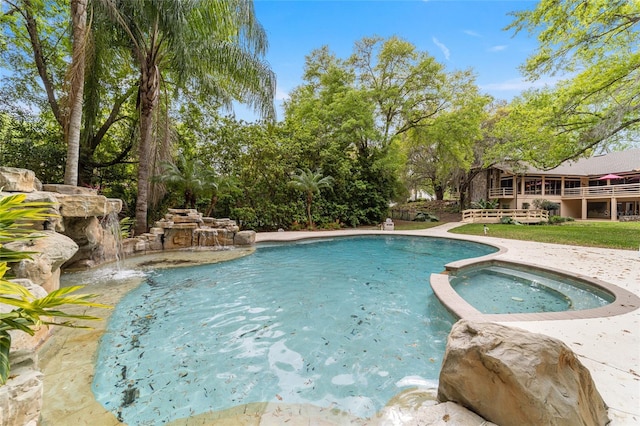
[91,236,496,423]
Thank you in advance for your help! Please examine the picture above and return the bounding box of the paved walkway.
[257,223,640,424]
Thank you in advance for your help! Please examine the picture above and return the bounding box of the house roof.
[501,148,640,177]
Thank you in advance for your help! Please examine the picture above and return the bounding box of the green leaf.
[0,331,10,385]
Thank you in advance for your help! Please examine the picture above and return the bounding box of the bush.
[413,212,439,222]
[548,215,575,224]
[318,220,343,230]
[471,199,499,209]
[500,217,522,225]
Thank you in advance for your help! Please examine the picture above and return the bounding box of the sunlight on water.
[92,236,496,424]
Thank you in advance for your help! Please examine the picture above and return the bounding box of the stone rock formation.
[438,319,609,426]
[132,208,254,254]
[0,350,43,426]
[4,231,78,293]
[0,167,41,193]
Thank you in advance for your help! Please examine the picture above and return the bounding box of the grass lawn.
[449,221,640,250]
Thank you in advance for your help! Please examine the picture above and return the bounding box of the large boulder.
[0,167,39,193]
[5,231,78,293]
[234,230,256,246]
[54,193,121,218]
[438,320,609,426]
[61,217,118,269]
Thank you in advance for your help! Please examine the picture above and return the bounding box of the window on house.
[524,177,542,195]
[564,179,581,189]
[545,179,562,195]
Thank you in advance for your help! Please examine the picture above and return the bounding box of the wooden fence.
[462,209,549,224]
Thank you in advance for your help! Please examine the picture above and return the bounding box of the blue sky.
[235,0,557,121]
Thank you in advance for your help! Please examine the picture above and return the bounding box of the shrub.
[548,215,575,224]
[471,199,499,209]
[500,217,522,225]
[413,212,439,222]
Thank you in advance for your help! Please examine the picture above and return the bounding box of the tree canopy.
[490,0,640,168]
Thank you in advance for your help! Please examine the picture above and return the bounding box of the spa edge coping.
[257,230,640,323]
[432,256,640,322]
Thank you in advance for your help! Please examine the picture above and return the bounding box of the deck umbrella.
[598,173,623,180]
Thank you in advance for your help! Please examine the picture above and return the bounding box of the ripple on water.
[92,236,496,423]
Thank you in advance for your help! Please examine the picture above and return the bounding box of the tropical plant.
[288,168,335,228]
[95,0,276,236]
[155,153,214,209]
[0,193,108,384]
[118,217,134,239]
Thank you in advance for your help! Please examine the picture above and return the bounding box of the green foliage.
[500,216,522,225]
[119,217,134,239]
[533,199,560,211]
[288,168,335,228]
[471,199,499,209]
[0,193,109,384]
[493,0,640,168]
[0,115,66,184]
[155,153,216,209]
[548,215,575,225]
[413,212,439,222]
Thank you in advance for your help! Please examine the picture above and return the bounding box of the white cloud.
[275,88,290,101]
[480,76,564,93]
[463,30,481,38]
[432,37,450,60]
[488,45,508,52]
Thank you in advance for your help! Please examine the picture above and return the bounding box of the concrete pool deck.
[38,223,639,425]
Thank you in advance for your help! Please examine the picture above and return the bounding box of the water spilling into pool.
[92,236,496,423]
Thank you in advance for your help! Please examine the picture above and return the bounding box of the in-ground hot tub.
[430,259,640,322]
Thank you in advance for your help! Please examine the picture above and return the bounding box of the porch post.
[611,197,618,221]
[581,198,587,220]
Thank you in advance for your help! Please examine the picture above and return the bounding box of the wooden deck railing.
[488,187,514,198]
[462,209,549,224]
[563,182,640,198]
[489,183,640,199]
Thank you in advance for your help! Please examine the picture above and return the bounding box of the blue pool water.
[92,236,496,423]
[450,265,614,314]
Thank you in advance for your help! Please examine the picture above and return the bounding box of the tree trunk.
[306,192,313,228]
[64,0,87,186]
[434,184,444,201]
[135,59,159,236]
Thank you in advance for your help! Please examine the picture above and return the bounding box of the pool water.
[92,236,496,423]
[450,265,614,314]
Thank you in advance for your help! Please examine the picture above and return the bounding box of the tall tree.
[402,72,490,200]
[0,0,138,188]
[96,0,275,235]
[498,0,640,167]
[63,0,87,185]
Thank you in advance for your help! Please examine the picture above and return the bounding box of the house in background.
[471,148,640,221]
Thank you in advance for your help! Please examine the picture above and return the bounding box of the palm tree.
[63,0,87,186]
[156,153,212,209]
[96,0,275,235]
[288,168,335,228]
